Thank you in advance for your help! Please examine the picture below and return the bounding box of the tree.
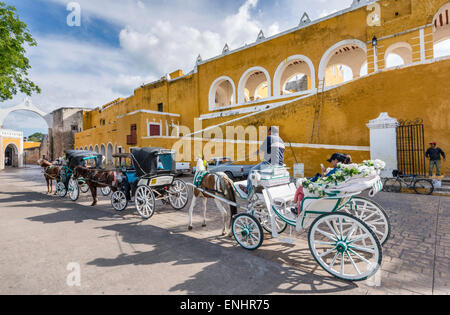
[0,2,40,102]
[28,132,44,142]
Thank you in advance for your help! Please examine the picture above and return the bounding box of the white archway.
[94,145,99,153]
[384,42,413,67]
[0,98,52,129]
[273,55,316,97]
[209,76,236,111]
[238,66,271,104]
[433,2,450,58]
[318,39,367,87]
[89,145,93,151]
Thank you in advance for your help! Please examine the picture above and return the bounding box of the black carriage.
[56,150,104,201]
[110,147,189,219]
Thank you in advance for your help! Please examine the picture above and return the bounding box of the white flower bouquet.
[298,159,386,197]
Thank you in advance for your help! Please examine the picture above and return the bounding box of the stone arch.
[107,143,113,166]
[433,2,450,58]
[318,39,367,87]
[384,42,413,67]
[273,55,316,96]
[238,66,271,104]
[100,144,106,157]
[209,76,236,110]
[0,98,52,129]
[4,142,19,168]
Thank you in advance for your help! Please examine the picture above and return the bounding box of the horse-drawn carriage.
[56,150,104,201]
[110,147,189,219]
[192,161,390,282]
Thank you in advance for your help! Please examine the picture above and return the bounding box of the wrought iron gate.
[396,119,426,176]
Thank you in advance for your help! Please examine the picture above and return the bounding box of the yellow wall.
[74,0,450,176]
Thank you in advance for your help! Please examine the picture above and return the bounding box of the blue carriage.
[56,150,104,201]
[110,147,189,219]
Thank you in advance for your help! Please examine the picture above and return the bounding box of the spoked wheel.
[80,182,90,194]
[111,190,128,212]
[232,214,264,251]
[342,197,391,245]
[101,186,112,196]
[308,213,382,282]
[414,179,434,195]
[168,179,189,210]
[383,178,402,193]
[253,207,288,235]
[68,178,80,202]
[56,182,67,198]
[135,186,156,220]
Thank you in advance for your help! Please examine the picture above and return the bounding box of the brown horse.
[38,159,62,194]
[74,166,117,206]
[188,159,237,236]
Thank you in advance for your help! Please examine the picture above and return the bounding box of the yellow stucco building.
[75,0,450,177]
[0,129,24,170]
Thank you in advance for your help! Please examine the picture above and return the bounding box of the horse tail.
[219,173,238,226]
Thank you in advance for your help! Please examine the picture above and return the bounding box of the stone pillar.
[367,113,399,178]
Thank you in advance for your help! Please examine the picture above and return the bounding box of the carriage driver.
[240,126,286,194]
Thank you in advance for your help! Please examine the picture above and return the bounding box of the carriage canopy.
[65,150,103,170]
[130,147,176,177]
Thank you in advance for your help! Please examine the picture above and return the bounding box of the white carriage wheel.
[135,186,156,220]
[68,178,80,202]
[253,207,288,235]
[308,213,382,282]
[342,197,391,245]
[168,179,189,210]
[101,186,111,196]
[111,191,128,212]
[80,183,89,194]
[56,182,67,198]
[232,214,264,251]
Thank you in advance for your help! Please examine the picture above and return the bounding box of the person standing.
[426,142,446,176]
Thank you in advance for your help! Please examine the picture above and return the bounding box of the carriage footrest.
[275,237,294,245]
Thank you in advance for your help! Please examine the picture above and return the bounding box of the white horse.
[188,159,237,236]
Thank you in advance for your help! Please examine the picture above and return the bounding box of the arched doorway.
[384,42,413,68]
[209,76,236,110]
[433,2,450,58]
[107,143,113,166]
[238,67,271,104]
[4,143,19,168]
[273,55,316,96]
[318,39,367,87]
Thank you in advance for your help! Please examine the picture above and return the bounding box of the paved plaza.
[0,166,448,295]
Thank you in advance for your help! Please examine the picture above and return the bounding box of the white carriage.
[229,165,390,282]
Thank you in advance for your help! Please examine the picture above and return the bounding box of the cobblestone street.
[0,166,448,295]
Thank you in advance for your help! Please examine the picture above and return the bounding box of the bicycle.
[383,170,434,195]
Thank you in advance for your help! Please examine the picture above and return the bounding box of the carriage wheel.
[101,186,112,196]
[111,191,128,212]
[342,197,391,245]
[56,182,67,198]
[135,186,156,220]
[168,179,189,210]
[308,213,382,282]
[80,181,90,194]
[253,207,288,235]
[68,178,80,202]
[232,214,264,251]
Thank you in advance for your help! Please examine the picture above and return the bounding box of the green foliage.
[28,132,44,142]
[0,2,40,101]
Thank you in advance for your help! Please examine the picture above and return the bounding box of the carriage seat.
[265,183,297,207]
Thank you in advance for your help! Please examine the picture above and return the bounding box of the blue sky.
[2,0,359,136]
